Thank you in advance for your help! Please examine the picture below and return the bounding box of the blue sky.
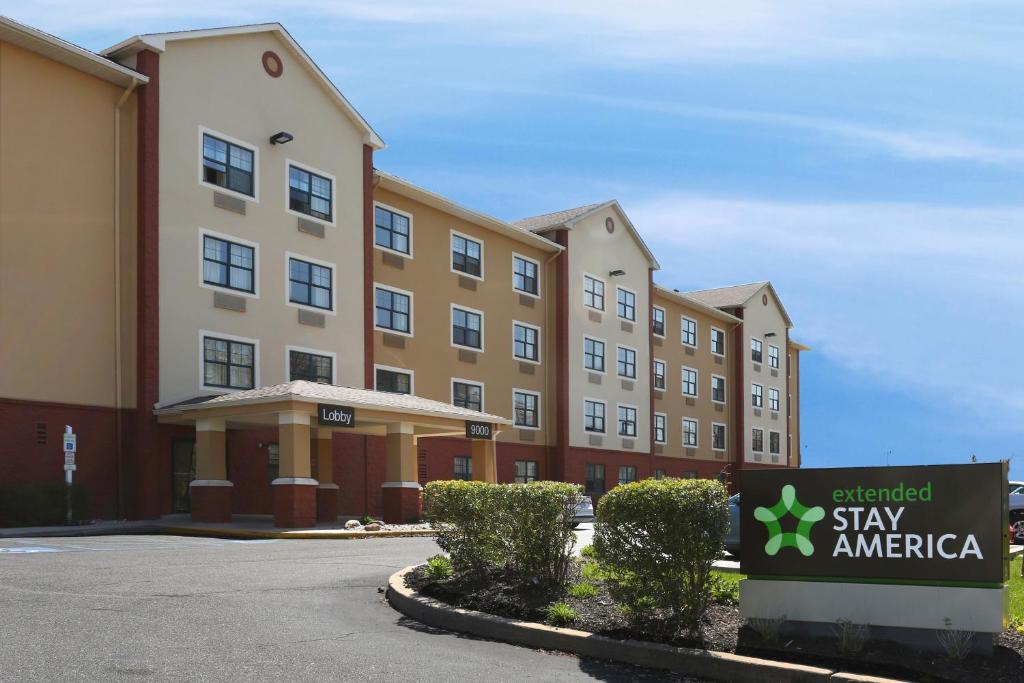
[9,1,1023,477]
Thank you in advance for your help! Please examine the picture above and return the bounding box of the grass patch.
[568,582,598,599]
[547,602,578,626]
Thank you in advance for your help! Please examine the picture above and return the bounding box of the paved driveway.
[0,535,700,682]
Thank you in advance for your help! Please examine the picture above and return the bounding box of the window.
[752,428,764,453]
[683,418,698,447]
[652,306,665,336]
[203,336,255,390]
[452,380,483,412]
[682,367,698,397]
[584,337,605,372]
[452,307,483,350]
[617,346,636,379]
[616,287,636,321]
[513,255,539,296]
[454,456,472,481]
[267,444,280,484]
[584,275,605,310]
[288,164,332,221]
[585,463,606,494]
[376,367,412,394]
[451,232,482,278]
[769,431,781,455]
[654,413,667,444]
[514,390,540,429]
[653,360,666,391]
[584,399,606,433]
[513,322,540,362]
[515,460,539,483]
[375,286,411,334]
[289,350,332,384]
[751,338,763,363]
[617,405,637,438]
[202,132,254,197]
[751,383,763,408]
[654,469,666,480]
[374,205,410,255]
[712,423,726,451]
[768,345,780,369]
[768,387,780,412]
[618,466,637,485]
[288,257,332,311]
[711,327,725,355]
[711,375,726,403]
[202,235,254,294]
[681,317,697,347]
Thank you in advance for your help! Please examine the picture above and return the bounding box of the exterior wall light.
[609,269,626,277]
[269,131,294,145]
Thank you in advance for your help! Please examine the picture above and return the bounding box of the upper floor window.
[584,399,606,433]
[585,463,606,495]
[203,335,255,390]
[513,322,540,362]
[711,327,725,355]
[752,428,764,453]
[515,460,539,483]
[618,405,637,438]
[682,367,698,397]
[375,286,411,334]
[451,233,482,278]
[203,234,254,294]
[617,346,636,379]
[751,383,763,408]
[513,255,539,296]
[584,337,605,373]
[202,132,254,197]
[452,307,483,350]
[616,287,636,321]
[289,349,332,384]
[681,317,697,347]
[584,275,605,310]
[768,387,780,412]
[652,306,665,336]
[768,345,780,369]
[513,390,540,429]
[376,366,412,395]
[288,257,332,311]
[653,359,666,391]
[454,456,472,481]
[288,164,332,222]
[618,466,637,485]
[654,413,667,444]
[452,380,483,412]
[374,205,411,255]
[751,338,763,363]
[769,431,781,455]
[711,375,726,403]
[712,423,726,451]
[683,418,698,447]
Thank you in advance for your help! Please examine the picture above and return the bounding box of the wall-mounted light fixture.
[765,332,777,338]
[269,131,294,145]
[609,269,626,277]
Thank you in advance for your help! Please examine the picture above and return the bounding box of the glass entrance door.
[171,439,196,513]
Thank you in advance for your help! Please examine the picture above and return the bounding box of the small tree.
[594,477,730,638]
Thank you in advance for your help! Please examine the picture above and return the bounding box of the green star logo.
[754,484,826,557]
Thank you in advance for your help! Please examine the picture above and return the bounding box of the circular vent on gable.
[605,217,615,233]
[262,51,283,78]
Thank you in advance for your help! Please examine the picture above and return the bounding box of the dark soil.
[406,565,1024,683]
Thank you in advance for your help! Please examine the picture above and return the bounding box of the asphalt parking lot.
[0,534,701,682]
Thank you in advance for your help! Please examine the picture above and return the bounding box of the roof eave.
[653,285,742,323]
[562,200,661,270]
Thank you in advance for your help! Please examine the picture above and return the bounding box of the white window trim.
[681,365,699,398]
[711,422,727,452]
[710,326,726,357]
[682,417,699,448]
[373,282,415,337]
[654,412,668,444]
[651,305,666,338]
[582,272,607,312]
[450,229,485,282]
[768,344,780,368]
[373,201,414,259]
[451,303,486,352]
[285,345,337,384]
[511,252,541,298]
[451,377,485,412]
[751,382,764,407]
[285,158,337,226]
[751,336,763,362]
[198,125,260,202]
[768,430,782,455]
[374,363,415,395]
[197,228,260,299]
[582,334,608,375]
[512,320,542,364]
[285,251,337,315]
[198,329,260,394]
[512,388,542,430]
[652,358,667,392]
[615,284,638,322]
[711,373,727,405]
[583,397,607,434]
[681,316,698,348]
[751,427,765,453]
[616,343,639,379]
[616,402,639,439]
[768,387,781,412]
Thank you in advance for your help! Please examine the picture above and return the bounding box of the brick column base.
[316,483,340,524]
[382,483,422,523]
[190,481,233,523]
[272,479,318,528]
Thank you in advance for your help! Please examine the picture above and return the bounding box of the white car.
[1011,482,1024,543]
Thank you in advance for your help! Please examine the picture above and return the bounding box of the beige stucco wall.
[652,292,735,466]
[371,186,554,446]
[154,33,367,404]
[741,285,789,463]
[0,41,137,408]
[566,207,652,452]
[788,345,801,467]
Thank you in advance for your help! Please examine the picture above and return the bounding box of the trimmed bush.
[424,480,503,574]
[546,602,578,626]
[594,477,729,637]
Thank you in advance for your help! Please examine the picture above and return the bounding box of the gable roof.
[652,285,741,324]
[514,200,660,269]
[102,23,383,149]
[0,15,147,88]
[682,281,793,327]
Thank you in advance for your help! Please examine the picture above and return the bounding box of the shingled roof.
[681,282,770,309]
[511,202,605,232]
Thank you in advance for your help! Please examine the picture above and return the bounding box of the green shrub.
[594,477,729,637]
[568,582,598,599]
[0,484,90,527]
[425,554,453,580]
[709,572,740,606]
[580,561,607,582]
[424,480,503,574]
[579,544,596,559]
[546,602,578,626]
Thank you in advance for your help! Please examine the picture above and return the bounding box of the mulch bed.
[405,564,1023,683]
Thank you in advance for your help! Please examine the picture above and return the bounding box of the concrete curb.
[386,566,910,683]
[163,526,436,540]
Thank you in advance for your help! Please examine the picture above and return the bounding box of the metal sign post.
[63,425,76,524]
